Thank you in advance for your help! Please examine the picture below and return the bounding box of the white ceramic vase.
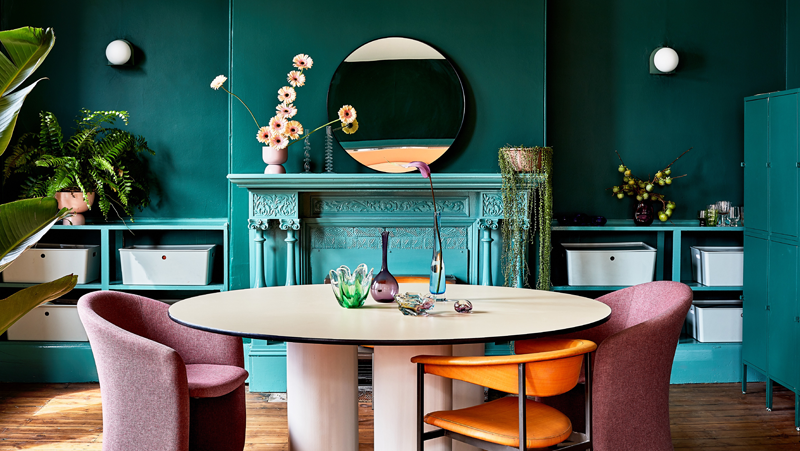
[263,146,288,174]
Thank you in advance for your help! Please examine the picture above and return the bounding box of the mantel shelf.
[228,173,543,190]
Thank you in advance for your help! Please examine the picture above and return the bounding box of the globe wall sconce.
[650,47,679,75]
[106,39,134,66]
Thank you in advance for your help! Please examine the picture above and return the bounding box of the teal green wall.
[228,0,546,288]
[547,0,786,221]
[2,1,792,290]
[1,0,230,219]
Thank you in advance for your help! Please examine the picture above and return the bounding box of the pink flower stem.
[221,86,260,129]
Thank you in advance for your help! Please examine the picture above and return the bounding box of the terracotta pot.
[54,192,95,225]
[504,147,543,172]
[263,146,288,174]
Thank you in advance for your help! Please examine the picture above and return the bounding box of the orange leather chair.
[411,338,596,451]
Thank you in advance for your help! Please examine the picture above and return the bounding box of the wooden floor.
[0,382,798,450]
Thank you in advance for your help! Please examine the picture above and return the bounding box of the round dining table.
[169,283,611,451]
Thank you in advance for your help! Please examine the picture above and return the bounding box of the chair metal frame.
[416,353,593,451]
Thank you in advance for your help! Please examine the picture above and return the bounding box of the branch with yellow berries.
[608,148,692,222]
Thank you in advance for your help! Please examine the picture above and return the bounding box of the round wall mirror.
[327,37,465,173]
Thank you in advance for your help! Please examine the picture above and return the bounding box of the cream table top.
[169,284,611,345]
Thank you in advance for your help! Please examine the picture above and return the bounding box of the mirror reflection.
[328,37,465,173]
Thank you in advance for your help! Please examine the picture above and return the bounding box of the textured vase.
[329,264,374,309]
[263,146,288,174]
[633,201,655,226]
[54,191,95,225]
[371,231,399,302]
[429,212,446,296]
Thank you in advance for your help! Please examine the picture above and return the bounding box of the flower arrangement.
[210,54,358,151]
[403,161,445,295]
[610,148,692,222]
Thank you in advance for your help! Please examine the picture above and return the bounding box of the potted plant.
[3,109,156,221]
[498,145,553,290]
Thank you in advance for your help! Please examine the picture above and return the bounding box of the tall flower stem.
[429,175,444,292]
[221,86,260,129]
[287,118,341,149]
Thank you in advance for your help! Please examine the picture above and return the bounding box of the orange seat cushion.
[424,396,572,449]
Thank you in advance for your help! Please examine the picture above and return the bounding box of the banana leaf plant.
[0,27,79,335]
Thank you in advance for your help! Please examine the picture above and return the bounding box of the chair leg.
[519,362,526,451]
[417,363,424,451]
[767,378,773,411]
[584,352,592,443]
[741,362,747,394]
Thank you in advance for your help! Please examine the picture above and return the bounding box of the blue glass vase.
[430,212,446,296]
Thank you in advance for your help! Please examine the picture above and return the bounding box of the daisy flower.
[278,86,296,104]
[256,126,272,144]
[210,75,227,90]
[276,103,298,119]
[269,116,287,134]
[270,133,289,150]
[342,119,359,135]
[338,105,357,124]
[287,71,306,88]
[293,54,313,70]
[285,121,304,140]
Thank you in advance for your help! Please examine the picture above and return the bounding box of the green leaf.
[0,274,77,335]
[0,80,44,158]
[0,27,55,96]
[0,197,70,272]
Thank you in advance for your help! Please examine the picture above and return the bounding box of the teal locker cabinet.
[742,89,800,429]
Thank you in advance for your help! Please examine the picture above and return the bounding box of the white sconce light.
[106,39,134,66]
[650,47,679,75]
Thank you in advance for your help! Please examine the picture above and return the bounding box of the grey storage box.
[690,246,743,286]
[7,300,88,341]
[563,242,656,286]
[2,244,100,284]
[685,302,743,343]
[119,245,216,285]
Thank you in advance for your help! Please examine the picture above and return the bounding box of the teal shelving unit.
[0,218,229,383]
[552,219,754,384]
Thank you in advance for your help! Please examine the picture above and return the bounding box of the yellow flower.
[269,116,287,134]
[286,121,304,140]
[256,126,271,144]
[342,119,359,135]
[269,133,289,150]
[338,105,357,124]
[278,86,297,104]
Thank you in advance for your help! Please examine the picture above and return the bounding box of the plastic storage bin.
[690,246,743,286]
[562,242,656,286]
[2,244,100,284]
[685,303,743,343]
[7,301,88,341]
[119,245,216,285]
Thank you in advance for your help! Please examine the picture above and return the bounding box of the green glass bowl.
[329,263,374,308]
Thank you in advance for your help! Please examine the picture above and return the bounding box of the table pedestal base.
[286,343,358,451]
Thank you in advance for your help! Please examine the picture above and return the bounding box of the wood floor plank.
[1,382,799,450]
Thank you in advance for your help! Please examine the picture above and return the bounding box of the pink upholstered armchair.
[516,281,693,451]
[78,291,248,451]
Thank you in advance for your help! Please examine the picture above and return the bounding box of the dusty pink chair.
[78,291,248,451]
[516,281,693,451]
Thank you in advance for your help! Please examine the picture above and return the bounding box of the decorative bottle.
[430,212,446,297]
[371,231,399,303]
[633,201,654,226]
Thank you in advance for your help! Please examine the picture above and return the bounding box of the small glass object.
[395,292,436,316]
[453,299,473,313]
[633,201,654,226]
[371,231,399,303]
[303,138,311,173]
[705,204,718,228]
[716,201,731,226]
[329,263,373,309]
[698,210,706,227]
[324,125,334,173]
[729,206,742,227]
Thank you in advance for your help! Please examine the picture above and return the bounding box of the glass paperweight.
[453,299,473,313]
[330,263,374,309]
[395,292,436,316]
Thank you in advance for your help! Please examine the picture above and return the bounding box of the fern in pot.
[4,109,155,222]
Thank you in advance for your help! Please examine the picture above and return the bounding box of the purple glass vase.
[371,231,399,303]
[633,201,655,226]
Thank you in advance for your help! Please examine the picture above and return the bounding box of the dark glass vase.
[430,212,446,296]
[633,201,655,226]
[370,231,399,303]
